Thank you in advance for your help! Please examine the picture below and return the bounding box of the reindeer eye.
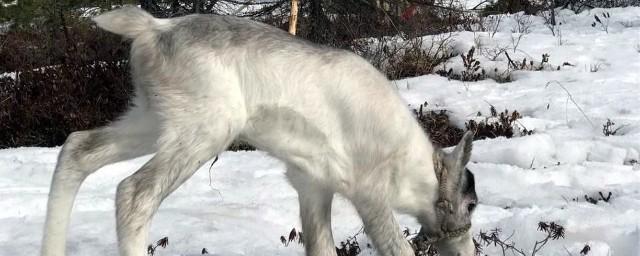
[467,202,477,213]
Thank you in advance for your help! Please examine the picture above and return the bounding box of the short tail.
[92,6,158,39]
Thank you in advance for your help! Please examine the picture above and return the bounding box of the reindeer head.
[417,131,478,255]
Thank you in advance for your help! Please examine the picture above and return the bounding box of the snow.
[0,72,16,80]
[2,6,640,256]
[1,0,17,8]
[462,0,491,10]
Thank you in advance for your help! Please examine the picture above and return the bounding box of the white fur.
[41,6,474,256]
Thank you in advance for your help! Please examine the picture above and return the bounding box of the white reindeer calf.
[41,6,478,256]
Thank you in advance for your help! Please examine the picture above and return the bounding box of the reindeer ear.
[439,132,474,194]
[450,131,473,168]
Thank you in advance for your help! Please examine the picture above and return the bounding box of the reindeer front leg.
[352,195,414,256]
[287,168,337,256]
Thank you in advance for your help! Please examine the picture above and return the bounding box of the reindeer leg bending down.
[41,6,478,256]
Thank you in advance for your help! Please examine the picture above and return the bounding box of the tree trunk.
[288,0,299,35]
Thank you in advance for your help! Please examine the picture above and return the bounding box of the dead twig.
[545,81,595,128]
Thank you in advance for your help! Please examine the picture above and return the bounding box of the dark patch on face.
[463,168,478,212]
[463,169,475,194]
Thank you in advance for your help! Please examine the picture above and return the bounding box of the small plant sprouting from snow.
[486,15,504,38]
[505,53,556,71]
[283,221,568,256]
[571,191,613,204]
[477,221,565,256]
[592,12,611,34]
[281,228,362,256]
[589,63,600,72]
[602,119,623,136]
[580,244,591,255]
[147,237,169,256]
[436,47,487,82]
[510,13,533,53]
[335,231,363,256]
[280,228,303,247]
[459,47,486,82]
[437,49,561,83]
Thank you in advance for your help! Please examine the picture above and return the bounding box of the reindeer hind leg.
[41,104,159,256]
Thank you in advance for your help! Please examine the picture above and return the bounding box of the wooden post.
[288,0,299,35]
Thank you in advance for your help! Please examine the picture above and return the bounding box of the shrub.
[465,106,533,140]
[295,2,476,80]
[413,103,465,148]
[557,0,638,13]
[0,61,132,148]
[413,103,534,147]
[481,0,546,16]
[384,37,454,80]
[0,16,132,148]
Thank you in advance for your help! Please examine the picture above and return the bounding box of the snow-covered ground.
[2,6,640,256]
